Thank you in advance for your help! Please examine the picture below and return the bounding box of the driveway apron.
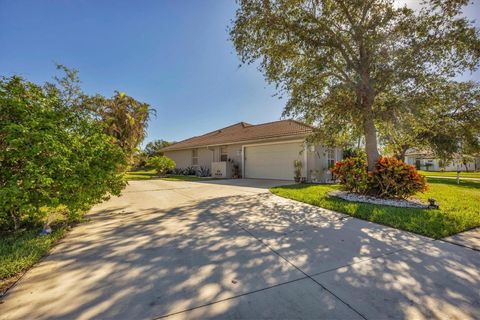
[1,179,478,320]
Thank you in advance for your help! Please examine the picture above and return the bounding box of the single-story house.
[404,149,478,172]
[161,120,342,181]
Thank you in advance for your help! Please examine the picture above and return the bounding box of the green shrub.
[147,156,176,176]
[294,160,303,181]
[0,76,127,231]
[331,156,427,199]
[331,157,369,193]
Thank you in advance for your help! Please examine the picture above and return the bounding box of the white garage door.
[244,142,304,180]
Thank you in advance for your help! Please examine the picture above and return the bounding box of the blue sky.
[0,0,282,144]
[1,0,479,144]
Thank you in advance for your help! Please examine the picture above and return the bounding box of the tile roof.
[161,120,313,152]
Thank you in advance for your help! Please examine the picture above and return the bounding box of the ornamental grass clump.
[331,156,427,199]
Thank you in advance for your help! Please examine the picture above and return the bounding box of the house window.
[220,146,228,162]
[327,148,336,169]
[192,149,198,166]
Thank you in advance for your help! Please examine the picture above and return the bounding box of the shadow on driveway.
[1,185,479,320]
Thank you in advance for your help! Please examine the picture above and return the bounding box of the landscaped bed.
[270,177,480,239]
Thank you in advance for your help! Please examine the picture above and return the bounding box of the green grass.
[270,177,480,239]
[0,228,66,291]
[418,170,480,179]
[125,169,218,182]
[160,175,217,181]
[124,169,158,180]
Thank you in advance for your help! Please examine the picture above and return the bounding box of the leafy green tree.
[0,76,126,231]
[144,139,174,157]
[147,156,176,176]
[380,81,480,161]
[230,0,480,170]
[50,64,84,109]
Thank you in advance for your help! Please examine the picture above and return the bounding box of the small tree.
[148,156,176,176]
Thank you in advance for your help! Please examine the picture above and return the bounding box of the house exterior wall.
[307,146,343,182]
[164,147,213,169]
[164,140,343,180]
[164,149,191,168]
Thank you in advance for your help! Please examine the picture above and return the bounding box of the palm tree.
[93,91,154,163]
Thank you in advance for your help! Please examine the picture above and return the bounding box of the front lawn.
[418,170,480,179]
[124,169,157,180]
[0,228,66,294]
[270,177,480,239]
[160,175,217,182]
[125,170,218,182]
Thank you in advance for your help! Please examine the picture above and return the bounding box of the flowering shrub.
[331,157,369,193]
[369,157,427,199]
[331,156,427,199]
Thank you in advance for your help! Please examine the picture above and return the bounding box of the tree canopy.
[230,0,480,169]
[144,139,174,157]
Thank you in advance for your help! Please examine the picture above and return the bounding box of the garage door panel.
[245,142,303,180]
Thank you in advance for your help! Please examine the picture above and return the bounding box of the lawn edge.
[268,187,439,240]
[269,185,480,240]
[0,227,69,298]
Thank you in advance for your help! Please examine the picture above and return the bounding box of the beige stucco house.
[161,120,342,181]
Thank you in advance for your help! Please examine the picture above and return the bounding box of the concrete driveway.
[1,179,479,320]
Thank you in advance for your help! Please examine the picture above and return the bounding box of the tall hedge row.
[0,76,127,231]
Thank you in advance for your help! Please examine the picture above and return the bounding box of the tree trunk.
[396,145,409,162]
[11,210,20,231]
[357,59,379,171]
[363,116,380,171]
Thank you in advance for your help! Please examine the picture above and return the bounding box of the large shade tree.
[230,0,480,170]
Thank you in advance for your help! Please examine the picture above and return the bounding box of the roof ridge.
[288,119,315,129]
[251,119,313,128]
[160,119,313,152]
[180,122,249,141]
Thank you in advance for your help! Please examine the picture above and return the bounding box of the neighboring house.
[404,149,478,172]
[161,120,342,181]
